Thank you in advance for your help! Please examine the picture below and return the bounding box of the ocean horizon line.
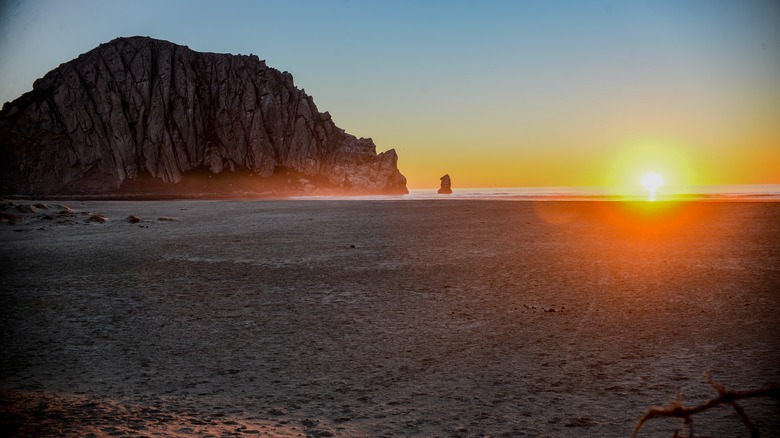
[297,183,780,202]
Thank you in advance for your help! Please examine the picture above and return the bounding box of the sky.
[0,0,778,190]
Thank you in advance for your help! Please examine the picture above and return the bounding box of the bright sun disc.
[641,172,664,195]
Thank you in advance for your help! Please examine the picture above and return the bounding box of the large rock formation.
[0,36,407,196]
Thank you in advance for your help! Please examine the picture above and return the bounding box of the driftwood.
[632,376,779,437]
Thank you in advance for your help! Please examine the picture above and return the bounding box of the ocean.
[297,184,780,201]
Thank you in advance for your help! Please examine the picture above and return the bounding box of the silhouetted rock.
[438,174,452,194]
[0,36,407,196]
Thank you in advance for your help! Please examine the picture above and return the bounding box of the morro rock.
[438,174,452,194]
[0,36,407,196]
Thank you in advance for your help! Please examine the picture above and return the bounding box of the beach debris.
[565,416,598,427]
[301,419,319,427]
[53,204,74,213]
[267,408,287,416]
[87,213,108,223]
[632,377,780,438]
[15,204,38,213]
[0,213,18,225]
[438,174,453,194]
[522,304,566,313]
[300,418,334,438]
[1,203,177,228]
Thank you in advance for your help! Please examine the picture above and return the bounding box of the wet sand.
[1,199,779,436]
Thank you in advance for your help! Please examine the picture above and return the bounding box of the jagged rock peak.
[0,36,408,196]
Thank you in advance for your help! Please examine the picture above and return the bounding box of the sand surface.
[1,199,779,437]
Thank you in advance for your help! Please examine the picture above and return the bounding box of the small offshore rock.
[127,215,141,223]
[438,174,453,194]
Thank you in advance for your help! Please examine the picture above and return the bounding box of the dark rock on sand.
[127,215,141,224]
[438,174,453,194]
[0,36,407,196]
[55,205,74,214]
[87,213,108,223]
[15,204,37,213]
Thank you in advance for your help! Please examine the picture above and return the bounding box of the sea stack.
[0,36,408,196]
[438,174,452,194]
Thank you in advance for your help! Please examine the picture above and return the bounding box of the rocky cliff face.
[0,36,407,196]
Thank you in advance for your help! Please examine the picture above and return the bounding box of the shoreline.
[4,183,779,203]
[4,194,780,203]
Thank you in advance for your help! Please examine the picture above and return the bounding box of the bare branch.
[731,402,759,438]
[631,383,779,438]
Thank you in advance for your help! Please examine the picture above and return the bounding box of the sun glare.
[641,172,664,199]
[606,140,695,198]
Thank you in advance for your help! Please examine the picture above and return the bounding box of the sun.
[606,139,696,197]
[641,172,664,198]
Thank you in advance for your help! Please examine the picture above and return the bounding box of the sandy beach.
[1,199,778,437]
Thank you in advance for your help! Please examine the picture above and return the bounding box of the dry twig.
[631,378,779,438]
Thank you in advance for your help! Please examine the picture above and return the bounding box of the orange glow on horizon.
[393,137,780,190]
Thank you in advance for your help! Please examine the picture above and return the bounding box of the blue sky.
[1,0,778,188]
